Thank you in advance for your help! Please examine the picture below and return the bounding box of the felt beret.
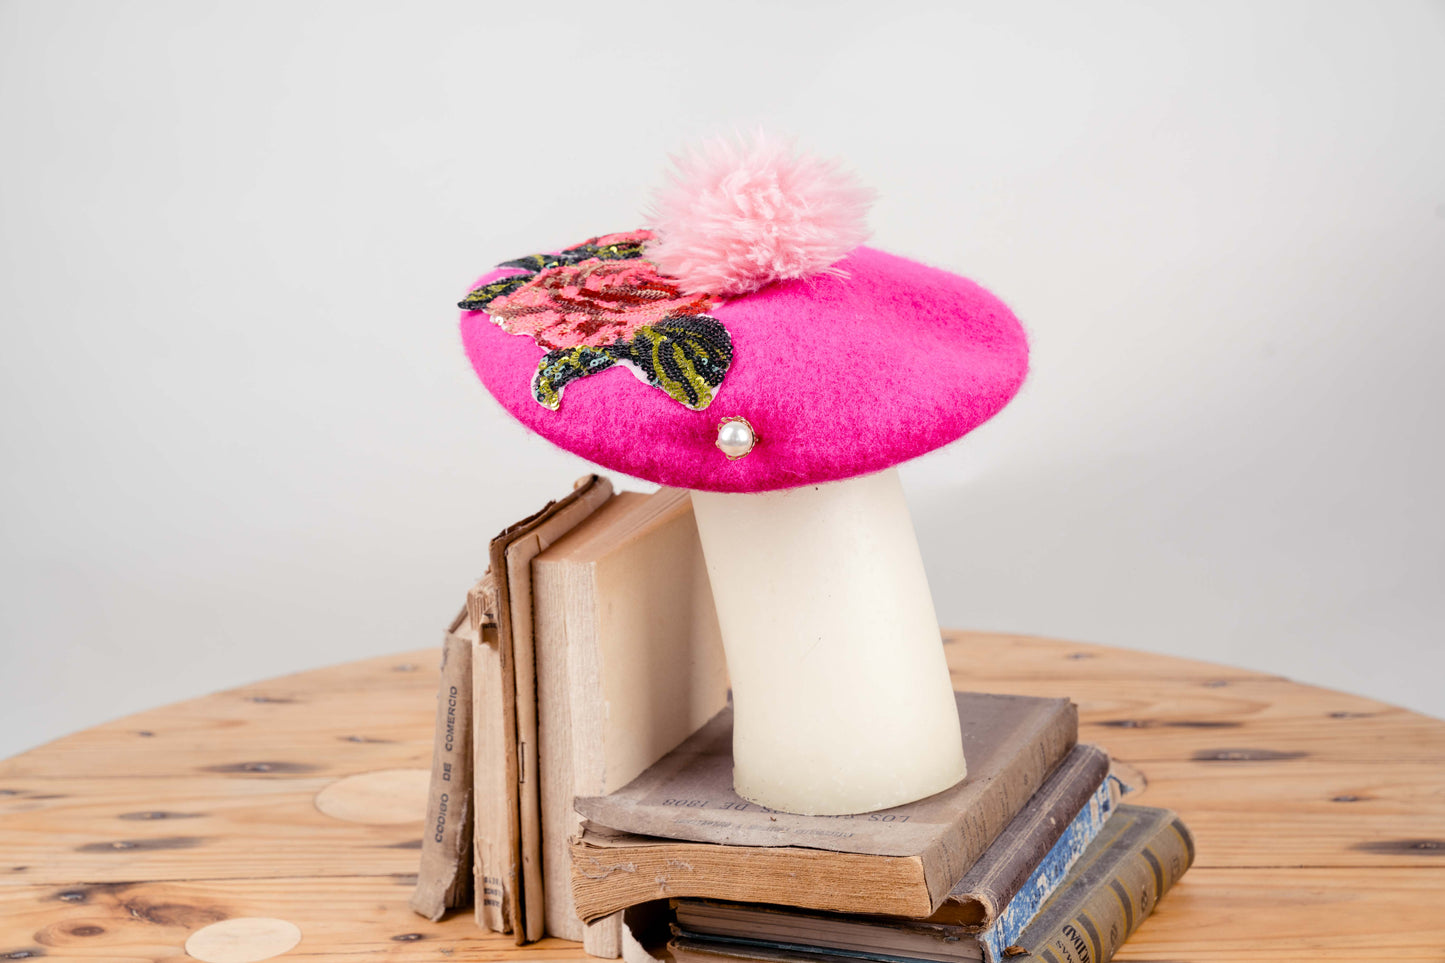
[457,140,1028,494]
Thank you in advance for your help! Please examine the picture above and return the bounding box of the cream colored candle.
[689,467,966,816]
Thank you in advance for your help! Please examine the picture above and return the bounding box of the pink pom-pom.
[645,133,874,297]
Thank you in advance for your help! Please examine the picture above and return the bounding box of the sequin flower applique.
[459,230,734,411]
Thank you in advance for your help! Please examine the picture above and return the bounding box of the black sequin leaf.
[614,315,733,411]
[531,346,619,410]
[497,235,649,276]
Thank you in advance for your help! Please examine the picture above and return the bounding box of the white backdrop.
[2,1,1442,760]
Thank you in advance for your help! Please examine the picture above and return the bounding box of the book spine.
[472,595,514,934]
[1008,810,1194,963]
[943,743,1111,926]
[922,698,1080,911]
[532,557,582,942]
[504,475,614,944]
[978,776,1117,960]
[409,626,475,920]
[571,833,934,922]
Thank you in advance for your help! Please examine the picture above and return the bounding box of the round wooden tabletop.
[2,631,1443,961]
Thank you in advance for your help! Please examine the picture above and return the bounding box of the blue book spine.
[978,777,1118,963]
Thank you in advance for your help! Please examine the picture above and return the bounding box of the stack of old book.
[569,691,1194,963]
[411,480,1194,963]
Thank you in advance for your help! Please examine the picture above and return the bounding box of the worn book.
[645,742,1113,937]
[571,691,1078,921]
[476,474,615,940]
[409,614,475,920]
[668,753,1117,962]
[999,804,1193,963]
[667,804,1193,963]
[928,743,1114,929]
[466,574,510,933]
[532,488,730,953]
[414,477,731,951]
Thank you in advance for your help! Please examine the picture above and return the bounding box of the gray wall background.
[2,1,1442,760]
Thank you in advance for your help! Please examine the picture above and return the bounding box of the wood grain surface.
[2,631,1443,961]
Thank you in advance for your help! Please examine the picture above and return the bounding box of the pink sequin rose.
[490,257,716,350]
[458,230,734,411]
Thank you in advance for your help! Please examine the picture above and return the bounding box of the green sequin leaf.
[525,315,734,412]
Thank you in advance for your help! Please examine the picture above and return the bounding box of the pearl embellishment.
[716,417,757,459]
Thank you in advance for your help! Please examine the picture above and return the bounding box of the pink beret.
[458,231,1028,493]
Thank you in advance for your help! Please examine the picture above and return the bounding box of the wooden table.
[2,631,1443,961]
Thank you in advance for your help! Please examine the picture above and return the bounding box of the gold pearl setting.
[715,416,758,459]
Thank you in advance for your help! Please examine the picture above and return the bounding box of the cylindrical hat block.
[690,468,966,815]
